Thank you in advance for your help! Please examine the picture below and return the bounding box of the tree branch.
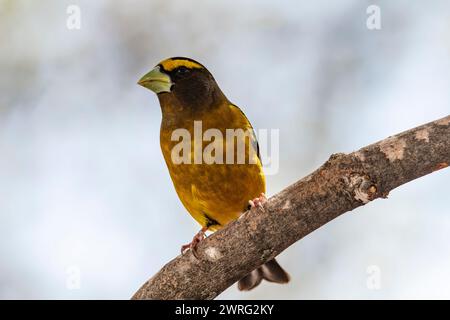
[132,115,450,300]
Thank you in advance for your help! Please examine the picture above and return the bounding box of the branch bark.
[132,115,450,300]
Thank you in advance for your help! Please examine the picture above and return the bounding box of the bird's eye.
[176,67,190,76]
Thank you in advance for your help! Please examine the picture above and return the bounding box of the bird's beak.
[137,66,172,93]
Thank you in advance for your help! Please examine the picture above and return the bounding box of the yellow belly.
[166,160,265,231]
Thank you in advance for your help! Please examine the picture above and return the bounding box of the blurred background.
[0,0,449,299]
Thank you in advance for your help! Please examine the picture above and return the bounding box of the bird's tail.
[237,258,290,291]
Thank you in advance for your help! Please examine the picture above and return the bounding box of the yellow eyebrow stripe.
[159,58,204,72]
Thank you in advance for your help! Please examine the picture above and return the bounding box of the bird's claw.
[181,227,207,259]
[248,193,267,210]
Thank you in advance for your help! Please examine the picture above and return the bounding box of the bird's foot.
[248,193,267,210]
[181,226,208,259]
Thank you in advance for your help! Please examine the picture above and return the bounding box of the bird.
[138,57,290,291]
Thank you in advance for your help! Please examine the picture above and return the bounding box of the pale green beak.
[138,66,172,93]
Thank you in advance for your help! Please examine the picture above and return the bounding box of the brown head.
[138,57,227,115]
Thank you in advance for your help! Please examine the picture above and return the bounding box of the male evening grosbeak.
[138,57,289,291]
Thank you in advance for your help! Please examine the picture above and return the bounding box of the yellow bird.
[138,57,289,290]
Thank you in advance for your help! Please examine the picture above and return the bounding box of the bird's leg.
[181,226,208,258]
[248,193,267,210]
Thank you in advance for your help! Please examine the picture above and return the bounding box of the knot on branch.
[343,173,378,204]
